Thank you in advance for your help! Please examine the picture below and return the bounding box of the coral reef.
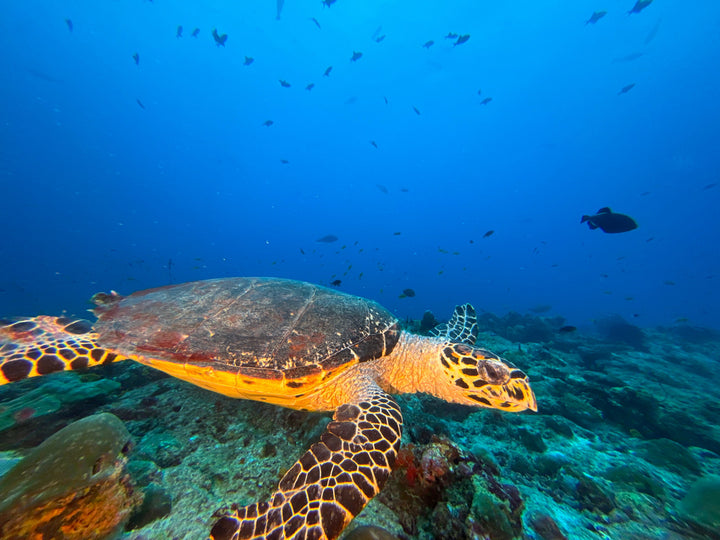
[0,413,140,539]
[677,476,720,533]
[0,315,718,539]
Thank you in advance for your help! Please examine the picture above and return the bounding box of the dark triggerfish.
[581,207,638,233]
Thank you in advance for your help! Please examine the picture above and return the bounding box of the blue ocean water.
[1,0,719,331]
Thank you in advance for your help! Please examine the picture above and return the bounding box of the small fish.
[581,207,638,233]
[276,0,284,20]
[628,0,653,15]
[244,56,254,66]
[65,18,73,32]
[400,187,409,192]
[702,182,717,190]
[529,304,552,314]
[311,17,321,29]
[483,230,494,238]
[618,83,636,95]
[324,66,332,77]
[445,32,458,39]
[279,79,291,87]
[384,96,388,104]
[192,28,200,38]
[393,232,401,236]
[477,89,482,96]
[454,34,470,46]
[212,28,228,47]
[176,25,183,38]
[316,234,339,243]
[300,248,305,255]
[412,106,421,115]
[480,97,492,105]
[376,184,388,194]
[613,52,644,63]
[263,120,274,127]
[280,159,289,164]
[370,140,378,148]
[306,83,315,91]
[663,280,676,286]
[558,325,577,333]
[422,40,434,48]
[585,11,607,24]
[136,98,145,109]
[330,279,342,286]
[322,0,336,7]
[375,35,386,43]
[132,52,139,65]
[644,19,661,44]
[351,51,363,62]
[399,288,416,298]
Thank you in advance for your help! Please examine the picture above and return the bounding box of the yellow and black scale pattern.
[0,316,121,384]
[210,383,403,540]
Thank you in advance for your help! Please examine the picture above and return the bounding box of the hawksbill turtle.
[0,277,536,539]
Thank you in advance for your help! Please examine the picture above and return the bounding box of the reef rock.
[0,412,140,539]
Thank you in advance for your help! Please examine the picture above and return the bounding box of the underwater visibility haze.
[1,1,720,539]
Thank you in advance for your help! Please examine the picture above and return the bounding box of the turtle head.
[437,342,537,412]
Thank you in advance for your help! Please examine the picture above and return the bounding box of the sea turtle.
[0,277,536,539]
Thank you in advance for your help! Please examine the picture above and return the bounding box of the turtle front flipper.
[210,380,403,540]
[430,303,478,345]
[0,316,125,385]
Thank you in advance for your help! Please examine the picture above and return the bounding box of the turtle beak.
[505,376,537,412]
[466,362,537,412]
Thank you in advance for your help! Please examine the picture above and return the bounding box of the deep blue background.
[1,1,719,330]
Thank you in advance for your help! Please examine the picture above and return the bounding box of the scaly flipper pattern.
[0,316,125,384]
[210,380,403,540]
[429,303,478,345]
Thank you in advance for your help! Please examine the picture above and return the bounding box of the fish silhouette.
[176,25,183,38]
[618,83,636,95]
[423,40,434,48]
[324,66,332,77]
[212,28,228,47]
[585,11,607,24]
[316,234,338,243]
[351,51,363,61]
[581,207,638,233]
[628,0,653,15]
[244,56,254,66]
[132,53,139,65]
[454,34,470,46]
[65,19,73,32]
[192,28,200,38]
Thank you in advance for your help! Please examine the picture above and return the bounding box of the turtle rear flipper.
[0,316,125,385]
[210,380,403,540]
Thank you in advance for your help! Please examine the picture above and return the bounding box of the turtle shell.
[93,277,401,380]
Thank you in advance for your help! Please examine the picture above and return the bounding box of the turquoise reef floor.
[1,318,719,539]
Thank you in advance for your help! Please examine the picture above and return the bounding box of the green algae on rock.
[0,412,140,540]
[678,475,720,531]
